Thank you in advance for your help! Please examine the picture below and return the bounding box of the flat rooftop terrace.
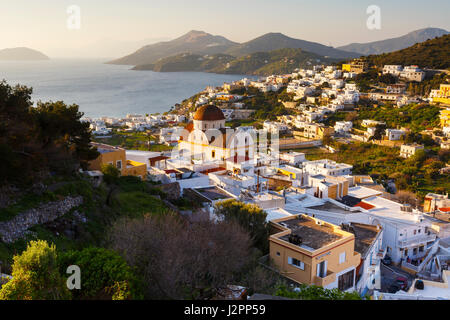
[195,186,234,201]
[278,215,343,250]
[347,223,381,257]
[308,201,360,215]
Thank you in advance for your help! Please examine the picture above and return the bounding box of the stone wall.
[0,196,83,243]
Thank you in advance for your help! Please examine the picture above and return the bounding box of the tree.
[58,247,143,300]
[0,240,71,300]
[0,81,99,184]
[275,284,362,300]
[32,101,99,170]
[322,133,334,147]
[369,124,386,141]
[108,214,252,300]
[395,190,417,207]
[214,200,269,253]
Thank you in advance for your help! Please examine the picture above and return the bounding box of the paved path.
[380,263,415,292]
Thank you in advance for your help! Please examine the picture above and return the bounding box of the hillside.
[226,33,359,60]
[363,34,450,69]
[133,53,235,72]
[338,28,449,55]
[132,48,338,75]
[0,47,49,60]
[107,30,237,65]
[213,48,338,75]
[109,31,358,66]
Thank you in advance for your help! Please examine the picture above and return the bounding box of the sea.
[0,59,251,118]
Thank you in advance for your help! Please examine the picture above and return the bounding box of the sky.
[0,0,449,58]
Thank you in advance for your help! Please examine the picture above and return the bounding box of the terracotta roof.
[185,122,194,132]
[201,167,226,175]
[193,105,225,121]
[355,202,375,210]
[439,207,450,213]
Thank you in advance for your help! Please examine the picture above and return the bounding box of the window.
[116,160,122,169]
[276,252,280,256]
[339,252,346,264]
[413,248,417,255]
[317,260,327,277]
[414,230,417,235]
[419,246,424,252]
[288,257,305,270]
[211,150,215,159]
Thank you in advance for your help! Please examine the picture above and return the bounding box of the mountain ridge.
[132,48,339,76]
[363,34,450,69]
[107,30,238,65]
[337,27,449,55]
[108,30,359,66]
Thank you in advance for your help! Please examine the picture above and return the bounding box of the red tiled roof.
[439,207,450,213]
[201,167,226,175]
[355,202,375,210]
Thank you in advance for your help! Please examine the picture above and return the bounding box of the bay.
[0,59,250,118]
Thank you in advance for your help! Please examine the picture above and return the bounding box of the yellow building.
[433,84,450,105]
[304,123,335,140]
[88,143,147,180]
[269,214,361,291]
[342,59,368,74]
[223,83,243,93]
[440,108,450,127]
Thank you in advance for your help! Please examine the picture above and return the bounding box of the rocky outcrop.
[0,196,83,243]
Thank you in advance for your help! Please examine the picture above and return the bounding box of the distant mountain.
[133,48,339,76]
[225,33,360,60]
[108,30,237,65]
[364,34,450,69]
[133,53,235,72]
[0,47,49,60]
[109,31,359,66]
[338,28,449,55]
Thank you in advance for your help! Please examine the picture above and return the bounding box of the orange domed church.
[177,105,255,174]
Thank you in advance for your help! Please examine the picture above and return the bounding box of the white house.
[334,121,353,136]
[385,129,406,141]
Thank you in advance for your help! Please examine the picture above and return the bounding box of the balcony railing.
[313,270,336,287]
[398,234,436,248]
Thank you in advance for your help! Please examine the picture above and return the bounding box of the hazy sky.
[1,0,449,58]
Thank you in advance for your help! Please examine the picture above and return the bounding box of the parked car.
[382,255,392,265]
[395,276,408,291]
[388,284,400,293]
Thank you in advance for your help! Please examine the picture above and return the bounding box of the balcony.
[398,233,436,248]
[313,270,336,287]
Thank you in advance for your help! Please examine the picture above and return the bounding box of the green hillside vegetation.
[364,34,450,69]
[305,142,449,199]
[132,48,338,76]
[215,48,337,75]
[133,53,234,72]
[324,103,441,132]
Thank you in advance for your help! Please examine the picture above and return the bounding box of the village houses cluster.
[81,61,450,300]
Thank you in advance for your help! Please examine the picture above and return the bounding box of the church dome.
[193,105,225,121]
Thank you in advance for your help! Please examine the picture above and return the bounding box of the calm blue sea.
[0,59,250,118]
